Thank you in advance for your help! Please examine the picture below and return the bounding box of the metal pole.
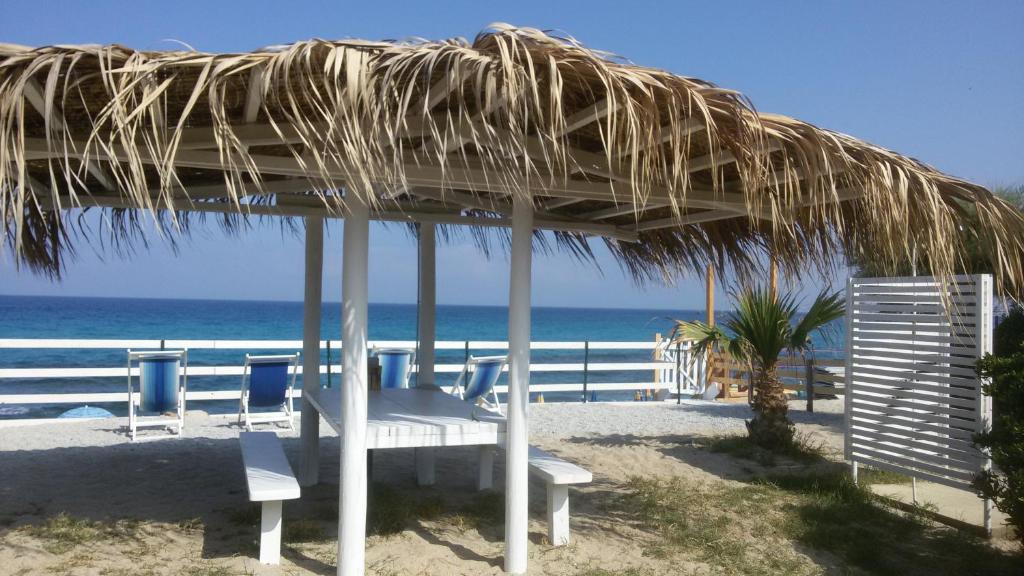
[582,341,589,403]
[326,340,332,388]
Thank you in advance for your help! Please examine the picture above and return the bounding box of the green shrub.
[973,347,1024,545]
[995,305,1024,357]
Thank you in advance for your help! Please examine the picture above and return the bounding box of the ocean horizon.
[0,294,844,418]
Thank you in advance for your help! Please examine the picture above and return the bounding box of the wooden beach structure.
[2,24,1023,575]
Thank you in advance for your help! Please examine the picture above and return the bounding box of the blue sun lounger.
[127,350,188,441]
[449,355,507,415]
[372,347,416,389]
[238,353,300,431]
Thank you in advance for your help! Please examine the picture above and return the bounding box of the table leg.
[477,445,494,491]
[299,401,320,487]
[415,447,435,486]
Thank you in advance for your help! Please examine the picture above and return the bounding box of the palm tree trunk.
[746,365,795,449]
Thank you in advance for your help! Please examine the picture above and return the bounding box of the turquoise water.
[0,295,844,418]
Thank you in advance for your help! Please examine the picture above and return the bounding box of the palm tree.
[671,287,845,449]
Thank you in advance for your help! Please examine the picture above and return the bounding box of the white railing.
[0,338,707,413]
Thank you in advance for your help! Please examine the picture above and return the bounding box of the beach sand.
[0,399,1006,575]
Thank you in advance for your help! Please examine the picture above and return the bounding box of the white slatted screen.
[844,275,993,490]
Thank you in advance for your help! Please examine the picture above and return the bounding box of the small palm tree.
[671,287,845,449]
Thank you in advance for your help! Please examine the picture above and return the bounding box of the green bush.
[995,305,1024,357]
[973,346,1024,545]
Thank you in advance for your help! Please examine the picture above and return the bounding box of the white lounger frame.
[127,349,188,442]
[449,354,507,415]
[238,353,300,431]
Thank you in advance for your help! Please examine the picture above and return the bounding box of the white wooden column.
[414,222,439,485]
[300,216,324,487]
[505,196,532,574]
[338,199,369,576]
[417,222,437,387]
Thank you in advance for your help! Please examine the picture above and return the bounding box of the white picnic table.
[302,386,590,550]
[305,387,507,449]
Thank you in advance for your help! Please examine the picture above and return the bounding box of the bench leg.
[415,447,435,486]
[259,500,283,565]
[477,445,494,491]
[547,484,570,546]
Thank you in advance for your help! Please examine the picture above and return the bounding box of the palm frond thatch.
[0,24,1021,292]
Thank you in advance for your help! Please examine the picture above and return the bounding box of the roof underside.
[1,24,1022,292]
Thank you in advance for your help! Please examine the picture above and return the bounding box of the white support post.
[417,223,437,388]
[259,500,283,565]
[300,216,324,487]
[413,223,439,488]
[415,447,436,486]
[844,277,856,484]
[338,198,369,576]
[977,273,994,536]
[505,196,533,575]
[546,484,570,546]
[477,445,495,491]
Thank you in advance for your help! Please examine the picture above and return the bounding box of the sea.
[0,295,845,419]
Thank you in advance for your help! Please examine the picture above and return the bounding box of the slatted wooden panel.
[844,275,993,490]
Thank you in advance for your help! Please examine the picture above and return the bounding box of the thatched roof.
[2,24,1022,293]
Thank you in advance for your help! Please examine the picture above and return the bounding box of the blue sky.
[1,1,1021,308]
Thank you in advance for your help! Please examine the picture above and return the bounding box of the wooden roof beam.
[406,187,637,240]
[539,197,585,210]
[636,209,748,231]
[242,67,264,124]
[556,99,618,138]
[42,189,637,241]
[579,201,671,221]
[21,137,752,209]
[609,117,706,159]
[686,140,784,175]
[23,79,115,190]
[456,120,754,213]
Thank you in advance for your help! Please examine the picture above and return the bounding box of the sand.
[0,398,997,576]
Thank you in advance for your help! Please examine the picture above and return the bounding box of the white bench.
[239,431,301,565]
[528,445,592,546]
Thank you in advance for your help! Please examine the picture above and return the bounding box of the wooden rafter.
[579,201,670,221]
[610,117,705,159]
[636,209,746,231]
[242,66,265,124]
[556,99,617,137]
[23,79,114,190]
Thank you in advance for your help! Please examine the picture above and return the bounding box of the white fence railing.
[0,338,707,414]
